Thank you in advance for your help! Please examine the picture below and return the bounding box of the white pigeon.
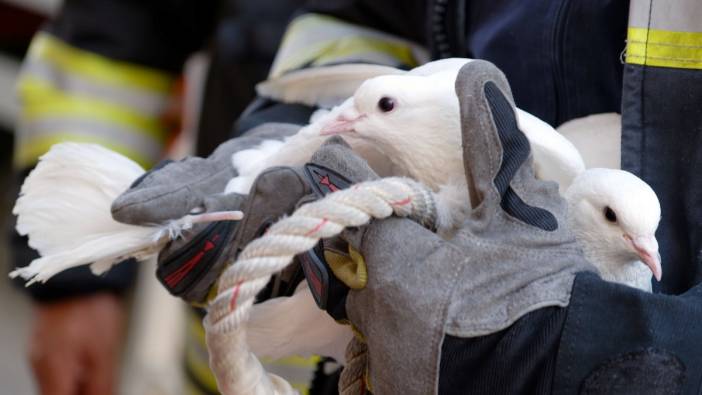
[565,169,661,291]
[556,112,662,290]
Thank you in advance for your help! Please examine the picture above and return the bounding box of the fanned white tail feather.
[12,143,179,284]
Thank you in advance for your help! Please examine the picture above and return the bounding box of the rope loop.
[204,177,435,394]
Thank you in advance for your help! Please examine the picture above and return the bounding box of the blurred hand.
[29,293,126,395]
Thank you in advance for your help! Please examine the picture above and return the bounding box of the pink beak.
[320,110,364,136]
[626,235,662,281]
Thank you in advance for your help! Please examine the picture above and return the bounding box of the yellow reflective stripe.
[29,33,174,93]
[22,59,169,116]
[627,27,702,69]
[14,133,153,169]
[312,37,417,68]
[18,76,167,143]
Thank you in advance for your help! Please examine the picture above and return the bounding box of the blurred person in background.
[8,1,340,394]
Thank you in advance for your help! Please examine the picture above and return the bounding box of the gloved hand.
[111,123,302,304]
[311,59,591,394]
[325,60,702,395]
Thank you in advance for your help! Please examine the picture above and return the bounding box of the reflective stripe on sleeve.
[28,33,173,93]
[14,34,174,168]
[626,28,702,70]
[22,60,169,115]
[625,0,702,70]
[270,13,429,78]
[629,0,702,33]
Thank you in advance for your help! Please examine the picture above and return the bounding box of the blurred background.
[0,1,187,393]
[0,2,59,394]
[0,0,300,393]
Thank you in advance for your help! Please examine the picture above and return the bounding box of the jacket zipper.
[432,0,453,58]
[552,0,572,125]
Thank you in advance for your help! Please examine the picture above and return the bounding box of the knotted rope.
[203,177,436,394]
[339,337,369,395]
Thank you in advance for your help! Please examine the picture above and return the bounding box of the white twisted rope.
[203,177,436,395]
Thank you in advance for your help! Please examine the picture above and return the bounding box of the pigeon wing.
[517,109,587,192]
[557,113,622,169]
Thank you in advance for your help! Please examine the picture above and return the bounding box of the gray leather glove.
[111,123,299,224]
[337,60,702,395]
[337,60,594,394]
[110,123,302,304]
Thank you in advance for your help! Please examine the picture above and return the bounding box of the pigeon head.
[316,72,463,189]
[565,168,662,283]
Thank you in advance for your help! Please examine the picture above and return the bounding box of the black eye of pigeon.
[378,97,395,112]
[604,206,617,223]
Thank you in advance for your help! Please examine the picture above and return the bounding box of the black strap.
[485,81,558,232]
[298,163,354,319]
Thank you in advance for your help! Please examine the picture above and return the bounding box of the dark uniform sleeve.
[620,0,702,294]
[47,0,218,72]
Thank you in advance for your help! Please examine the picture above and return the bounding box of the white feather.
[225,138,288,194]
[435,177,472,236]
[309,108,331,123]
[247,282,352,363]
[517,109,586,192]
[406,57,473,76]
[557,113,622,169]
[9,143,204,284]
